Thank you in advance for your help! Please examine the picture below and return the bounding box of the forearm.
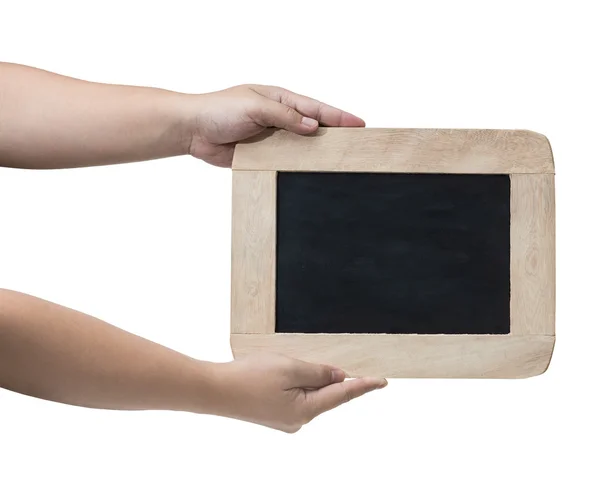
[0,63,193,169]
[0,288,219,413]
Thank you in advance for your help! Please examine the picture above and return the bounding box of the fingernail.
[377,379,388,389]
[332,369,346,382]
[301,116,318,129]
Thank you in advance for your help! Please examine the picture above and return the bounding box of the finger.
[251,85,366,128]
[249,98,319,134]
[308,377,388,417]
[285,359,347,390]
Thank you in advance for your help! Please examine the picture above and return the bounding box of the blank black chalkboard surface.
[276,172,510,335]
[230,129,555,378]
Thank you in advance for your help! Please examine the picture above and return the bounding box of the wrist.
[179,359,233,416]
[150,90,197,158]
[170,92,205,156]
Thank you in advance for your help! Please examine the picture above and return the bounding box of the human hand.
[211,353,387,433]
[183,85,365,167]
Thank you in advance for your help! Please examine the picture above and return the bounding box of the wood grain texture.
[231,334,555,378]
[233,128,554,174]
[510,174,556,335]
[231,171,276,334]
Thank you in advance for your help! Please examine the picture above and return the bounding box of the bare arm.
[0,289,386,432]
[0,62,365,169]
[0,64,378,432]
[0,63,190,169]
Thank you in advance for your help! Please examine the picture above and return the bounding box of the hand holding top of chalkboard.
[185,84,365,167]
[0,63,364,170]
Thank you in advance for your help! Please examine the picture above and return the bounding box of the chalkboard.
[276,172,510,335]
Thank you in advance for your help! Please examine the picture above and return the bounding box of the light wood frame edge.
[231,171,276,334]
[233,128,554,174]
[230,334,555,379]
[510,174,555,336]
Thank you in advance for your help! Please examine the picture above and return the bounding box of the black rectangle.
[275,172,510,335]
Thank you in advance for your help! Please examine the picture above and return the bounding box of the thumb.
[285,359,347,390]
[251,99,319,134]
[307,377,388,418]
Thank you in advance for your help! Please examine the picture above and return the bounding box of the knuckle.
[316,101,326,116]
[283,105,299,120]
[301,397,319,423]
[341,382,352,403]
[275,87,291,104]
[250,101,272,124]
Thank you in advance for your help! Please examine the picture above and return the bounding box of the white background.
[1,1,598,491]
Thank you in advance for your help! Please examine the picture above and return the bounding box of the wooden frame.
[230,128,555,378]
